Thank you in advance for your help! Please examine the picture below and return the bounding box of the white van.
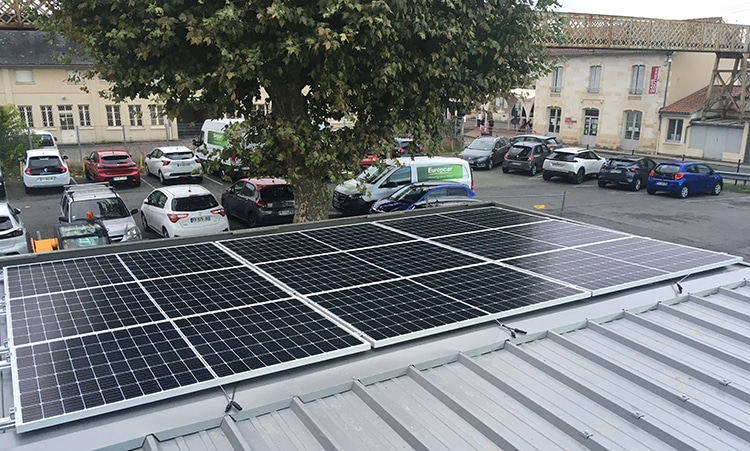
[193,119,250,181]
[332,156,473,215]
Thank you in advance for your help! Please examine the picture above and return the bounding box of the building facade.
[0,30,178,145]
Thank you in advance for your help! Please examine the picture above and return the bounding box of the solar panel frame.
[117,242,245,280]
[219,232,339,263]
[347,240,486,277]
[441,206,550,229]
[302,223,413,250]
[434,230,564,261]
[378,213,488,237]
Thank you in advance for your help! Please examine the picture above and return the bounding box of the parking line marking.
[204,175,225,186]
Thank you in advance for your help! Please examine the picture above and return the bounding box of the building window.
[667,119,684,142]
[548,107,561,134]
[149,104,165,126]
[66,70,83,84]
[588,65,602,93]
[41,105,54,127]
[551,66,563,93]
[629,65,646,95]
[78,105,91,127]
[128,105,143,126]
[106,105,122,126]
[15,70,33,83]
[58,105,75,131]
[18,106,34,128]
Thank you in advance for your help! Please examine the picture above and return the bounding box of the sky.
[555,0,750,26]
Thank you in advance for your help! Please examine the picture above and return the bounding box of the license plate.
[278,210,294,216]
[551,162,562,167]
[608,169,620,173]
[40,177,56,182]
[656,182,667,186]
[113,176,127,181]
[189,216,210,223]
[510,162,521,167]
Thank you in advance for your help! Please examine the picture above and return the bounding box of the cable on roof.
[495,319,527,339]
[220,384,243,413]
[674,273,692,294]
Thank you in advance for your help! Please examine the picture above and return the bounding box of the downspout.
[657,52,673,156]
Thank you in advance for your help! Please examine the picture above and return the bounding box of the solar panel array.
[3,206,742,432]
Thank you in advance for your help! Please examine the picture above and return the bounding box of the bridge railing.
[552,13,750,53]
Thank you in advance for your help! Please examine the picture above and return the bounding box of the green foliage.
[42,0,561,221]
[0,105,29,175]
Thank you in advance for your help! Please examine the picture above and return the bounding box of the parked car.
[0,167,6,199]
[392,138,423,158]
[221,177,295,227]
[84,149,141,186]
[501,141,550,176]
[542,148,607,184]
[59,183,141,243]
[647,161,723,198]
[22,148,70,193]
[141,185,229,238]
[0,202,29,255]
[598,155,657,191]
[144,146,203,185]
[369,183,479,213]
[459,136,510,169]
[510,134,563,151]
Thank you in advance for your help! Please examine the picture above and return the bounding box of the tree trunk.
[291,176,332,223]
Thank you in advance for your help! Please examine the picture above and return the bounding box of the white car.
[542,148,607,184]
[144,146,203,185]
[22,148,70,193]
[141,185,229,238]
[0,202,29,255]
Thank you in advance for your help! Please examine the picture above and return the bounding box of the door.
[582,109,599,148]
[622,110,642,152]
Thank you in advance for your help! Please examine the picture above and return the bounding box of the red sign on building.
[648,66,659,94]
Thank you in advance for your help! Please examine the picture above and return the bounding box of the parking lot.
[5,160,750,262]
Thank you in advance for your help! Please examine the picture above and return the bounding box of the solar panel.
[308,279,490,347]
[442,206,549,229]
[259,253,395,294]
[379,213,487,237]
[174,300,369,378]
[4,256,133,299]
[416,263,587,313]
[8,283,164,346]
[118,243,242,279]
[141,267,291,318]
[500,221,630,247]
[302,223,411,250]
[435,230,563,260]
[220,232,338,263]
[349,241,485,277]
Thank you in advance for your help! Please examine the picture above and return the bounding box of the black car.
[459,136,510,169]
[509,134,563,151]
[501,141,550,176]
[221,177,295,227]
[598,156,657,191]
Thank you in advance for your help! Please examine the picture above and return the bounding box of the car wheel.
[84,168,91,181]
[647,188,656,195]
[159,171,167,185]
[246,212,259,227]
[24,186,32,195]
[501,167,509,174]
[574,168,585,184]
[712,182,722,195]
[528,165,537,176]
[133,179,141,187]
[679,185,690,199]
[486,160,493,170]
[542,172,552,181]
[141,213,150,232]
[145,164,152,177]
[632,178,642,191]
[598,180,607,188]
[162,227,170,238]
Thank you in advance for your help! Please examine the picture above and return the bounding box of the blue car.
[647,161,723,199]
[369,183,478,213]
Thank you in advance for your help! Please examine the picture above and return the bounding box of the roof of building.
[0,29,90,67]
[661,87,710,114]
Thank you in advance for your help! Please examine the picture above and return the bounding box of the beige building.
[0,30,178,145]
[533,49,749,162]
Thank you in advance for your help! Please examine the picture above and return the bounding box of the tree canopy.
[0,105,30,171]
[44,0,560,221]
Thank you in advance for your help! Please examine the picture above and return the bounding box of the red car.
[83,149,141,186]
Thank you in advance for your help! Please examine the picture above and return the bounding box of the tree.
[0,105,29,171]
[43,0,560,222]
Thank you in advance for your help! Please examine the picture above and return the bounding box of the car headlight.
[123,226,142,241]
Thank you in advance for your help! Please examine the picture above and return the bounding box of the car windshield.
[466,140,494,151]
[28,156,63,172]
[260,185,294,201]
[655,164,681,175]
[70,198,131,220]
[57,222,108,238]
[391,185,430,204]
[101,154,132,164]
[356,164,391,183]
[165,152,194,160]
[0,216,14,232]
[173,194,219,211]
[549,152,577,161]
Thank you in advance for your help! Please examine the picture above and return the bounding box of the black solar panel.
[504,249,668,291]
[9,283,164,346]
[118,243,241,279]
[302,223,411,250]
[175,300,367,378]
[5,256,133,299]
[260,253,394,294]
[141,267,291,318]
[435,230,563,260]
[442,207,548,229]
[221,232,338,263]
[416,263,586,313]
[379,213,487,237]
[308,279,489,344]
[349,241,485,276]
[14,323,213,429]
[501,221,629,247]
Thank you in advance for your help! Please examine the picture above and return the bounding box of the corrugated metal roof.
[127,279,750,451]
